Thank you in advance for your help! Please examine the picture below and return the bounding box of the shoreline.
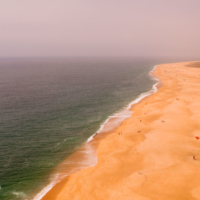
[41,61,200,199]
[87,65,160,143]
[31,64,159,200]
[54,61,200,200]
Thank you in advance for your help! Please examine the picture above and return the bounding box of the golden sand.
[42,62,200,200]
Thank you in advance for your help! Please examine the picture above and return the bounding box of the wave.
[32,143,97,200]
[32,173,61,200]
[32,65,160,200]
[87,65,160,143]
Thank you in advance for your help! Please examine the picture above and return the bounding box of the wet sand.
[42,62,200,200]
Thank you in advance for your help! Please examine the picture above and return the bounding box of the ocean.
[0,57,158,200]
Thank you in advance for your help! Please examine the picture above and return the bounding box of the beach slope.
[42,62,200,200]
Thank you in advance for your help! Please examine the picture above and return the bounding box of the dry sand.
[42,62,200,200]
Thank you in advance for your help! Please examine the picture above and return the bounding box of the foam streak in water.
[87,65,160,142]
[32,143,97,200]
[32,65,160,200]
[32,174,61,200]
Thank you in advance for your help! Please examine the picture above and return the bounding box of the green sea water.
[0,58,158,200]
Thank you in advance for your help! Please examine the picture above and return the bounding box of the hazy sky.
[1,0,200,58]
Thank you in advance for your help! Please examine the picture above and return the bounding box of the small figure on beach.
[193,156,197,160]
[162,120,165,123]
[195,136,200,139]
[138,130,141,133]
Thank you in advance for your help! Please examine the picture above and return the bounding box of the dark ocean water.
[0,58,158,200]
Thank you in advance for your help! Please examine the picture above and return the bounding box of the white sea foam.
[32,143,97,200]
[87,65,160,143]
[32,65,160,200]
[32,173,61,200]
[12,191,27,198]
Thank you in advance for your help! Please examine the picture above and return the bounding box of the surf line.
[87,65,160,143]
[33,65,160,200]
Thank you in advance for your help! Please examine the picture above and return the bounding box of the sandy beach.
[41,61,200,200]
